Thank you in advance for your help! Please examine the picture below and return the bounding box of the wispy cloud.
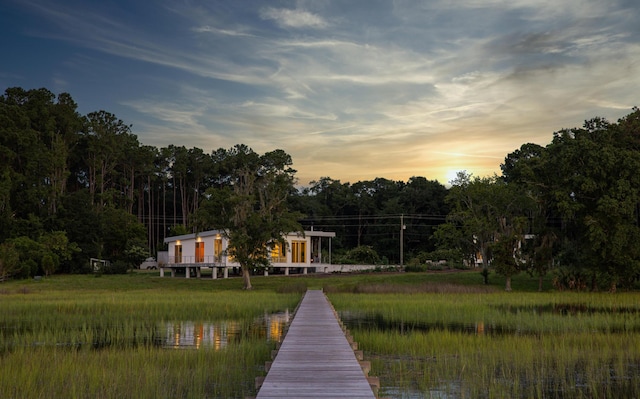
[192,25,255,37]
[5,0,639,185]
[260,7,328,29]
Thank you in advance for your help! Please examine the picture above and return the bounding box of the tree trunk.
[481,245,490,284]
[538,275,543,292]
[242,267,253,290]
[505,276,512,291]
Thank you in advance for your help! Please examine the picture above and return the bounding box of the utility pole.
[400,214,406,266]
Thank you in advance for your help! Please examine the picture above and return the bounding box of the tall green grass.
[2,270,639,398]
[1,342,271,398]
[329,291,640,398]
[0,273,301,398]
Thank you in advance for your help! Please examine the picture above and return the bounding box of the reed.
[2,271,639,398]
[1,342,272,398]
[0,274,300,398]
[330,291,640,398]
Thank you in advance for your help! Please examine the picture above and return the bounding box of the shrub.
[339,246,381,265]
[102,260,129,275]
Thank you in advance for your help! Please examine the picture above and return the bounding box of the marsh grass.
[330,291,640,398]
[325,281,499,294]
[0,273,300,398]
[1,342,272,398]
[2,270,639,398]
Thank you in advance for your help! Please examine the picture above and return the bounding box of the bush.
[102,260,129,275]
[336,246,381,265]
[404,263,429,273]
[407,248,465,269]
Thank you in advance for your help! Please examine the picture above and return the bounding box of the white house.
[161,229,336,279]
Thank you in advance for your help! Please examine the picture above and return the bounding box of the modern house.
[161,229,336,279]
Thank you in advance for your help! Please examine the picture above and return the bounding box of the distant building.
[161,229,336,278]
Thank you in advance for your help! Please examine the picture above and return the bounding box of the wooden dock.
[256,290,376,398]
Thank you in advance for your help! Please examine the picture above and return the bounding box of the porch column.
[212,267,217,279]
[185,267,190,279]
[196,267,201,278]
[285,267,289,276]
[171,268,175,277]
[303,267,308,275]
[223,267,229,279]
[160,268,165,277]
[264,269,269,276]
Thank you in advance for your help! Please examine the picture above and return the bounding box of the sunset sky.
[2,0,638,186]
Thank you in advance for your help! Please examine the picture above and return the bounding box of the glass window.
[175,244,182,263]
[214,238,223,263]
[270,243,286,263]
[291,241,306,263]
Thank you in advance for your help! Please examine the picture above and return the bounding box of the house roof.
[163,229,225,244]
[163,229,335,244]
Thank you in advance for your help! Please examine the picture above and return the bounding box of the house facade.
[161,229,336,279]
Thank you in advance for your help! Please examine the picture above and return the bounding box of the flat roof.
[164,229,335,243]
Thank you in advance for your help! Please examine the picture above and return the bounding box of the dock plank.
[256,290,376,399]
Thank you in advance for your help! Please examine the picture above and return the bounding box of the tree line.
[0,87,638,291]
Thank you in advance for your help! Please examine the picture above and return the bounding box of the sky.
[1,0,639,186]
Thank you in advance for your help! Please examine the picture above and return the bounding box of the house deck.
[159,263,328,278]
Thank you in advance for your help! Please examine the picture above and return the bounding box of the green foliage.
[197,145,303,289]
[124,245,148,268]
[168,224,189,236]
[490,235,521,291]
[407,248,464,271]
[335,245,381,265]
[2,84,640,291]
[102,260,129,275]
[0,241,19,280]
[503,108,640,291]
[41,253,56,276]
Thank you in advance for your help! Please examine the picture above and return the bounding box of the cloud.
[260,7,328,29]
[8,0,639,186]
[192,25,255,37]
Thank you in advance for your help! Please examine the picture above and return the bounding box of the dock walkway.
[256,290,376,398]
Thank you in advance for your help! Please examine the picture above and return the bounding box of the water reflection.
[340,311,495,336]
[494,303,640,315]
[163,310,290,349]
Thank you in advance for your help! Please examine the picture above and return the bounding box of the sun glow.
[445,169,463,186]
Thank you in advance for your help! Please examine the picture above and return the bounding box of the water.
[2,311,291,351]
[162,310,290,349]
[339,310,640,399]
[341,311,506,336]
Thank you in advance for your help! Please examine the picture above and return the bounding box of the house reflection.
[163,310,290,349]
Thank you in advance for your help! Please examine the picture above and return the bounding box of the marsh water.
[4,303,638,398]
[3,311,291,351]
[162,310,290,349]
[340,305,640,399]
